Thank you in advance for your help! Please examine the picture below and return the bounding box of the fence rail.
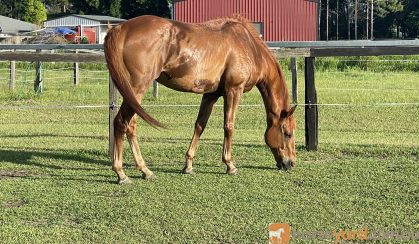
[1,40,418,155]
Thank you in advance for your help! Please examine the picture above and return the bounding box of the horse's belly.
[156,73,219,94]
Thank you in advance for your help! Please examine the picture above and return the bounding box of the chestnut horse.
[104,15,296,184]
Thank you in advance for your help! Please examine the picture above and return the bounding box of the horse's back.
[109,15,270,94]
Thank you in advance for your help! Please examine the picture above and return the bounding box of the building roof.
[0,15,39,34]
[44,14,126,28]
[73,15,126,22]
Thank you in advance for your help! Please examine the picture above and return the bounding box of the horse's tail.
[104,25,165,129]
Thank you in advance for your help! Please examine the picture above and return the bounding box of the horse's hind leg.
[113,101,135,184]
[183,93,220,174]
[126,115,156,180]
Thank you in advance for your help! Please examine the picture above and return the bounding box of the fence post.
[304,57,318,151]
[109,73,118,159]
[74,49,79,85]
[9,54,15,92]
[291,57,298,104]
[153,80,158,97]
[34,49,43,93]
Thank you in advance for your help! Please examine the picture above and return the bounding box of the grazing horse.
[104,15,296,184]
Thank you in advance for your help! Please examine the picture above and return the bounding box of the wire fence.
[1,58,418,108]
[0,57,418,151]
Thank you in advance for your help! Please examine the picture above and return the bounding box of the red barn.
[173,0,319,41]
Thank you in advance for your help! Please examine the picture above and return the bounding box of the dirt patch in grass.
[0,170,47,180]
[3,198,28,208]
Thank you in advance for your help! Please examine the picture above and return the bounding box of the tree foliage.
[109,0,122,18]
[69,0,170,19]
[22,0,47,26]
[320,0,418,39]
[0,1,25,19]
[401,0,419,37]
[44,0,70,14]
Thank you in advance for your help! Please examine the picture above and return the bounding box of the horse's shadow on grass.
[0,148,109,170]
[0,148,117,183]
[151,163,225,176]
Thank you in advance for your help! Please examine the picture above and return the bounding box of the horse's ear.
[287,105,297,117]
[279,105,296,120]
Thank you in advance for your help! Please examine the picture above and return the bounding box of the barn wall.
[173,0,318,41]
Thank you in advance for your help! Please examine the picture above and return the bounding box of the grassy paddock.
[0,59,418,243]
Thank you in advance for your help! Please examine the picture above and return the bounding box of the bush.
[279,55,419,72]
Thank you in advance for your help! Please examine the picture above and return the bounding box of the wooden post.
[34,49,43,93]
[109,73,118,159]
[304,57,318,151]
[153,80,158,97]
[291,57,298,104]
[74,50,79,85]
[9,60,15,92]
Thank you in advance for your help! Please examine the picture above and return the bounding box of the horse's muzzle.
[271,148,295,171]
[276,159,295,171]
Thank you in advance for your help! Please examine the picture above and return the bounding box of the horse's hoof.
[227,168,239,176]
[142,172,156,181]
[182,167,194,175]
[118,177,132,185]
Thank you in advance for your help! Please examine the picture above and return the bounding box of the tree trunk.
[348,1,351,40]
[366,2,369,39]
[355,0,358,40]
[336,0,339,40]
[371,0,374,40]
[326,0,329,40]
[318,0,322,40]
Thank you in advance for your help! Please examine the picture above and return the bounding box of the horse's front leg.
[222,88,243,175]
[183,93,220,174]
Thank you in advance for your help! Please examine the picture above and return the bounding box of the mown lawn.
[0,63,418,243]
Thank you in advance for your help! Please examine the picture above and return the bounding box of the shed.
[0,15,39,36]
[173,0,319,41]
[44,15,126,44]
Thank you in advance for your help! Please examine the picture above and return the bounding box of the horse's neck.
[257,68,289,125]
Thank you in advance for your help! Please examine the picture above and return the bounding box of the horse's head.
[265,105,297,170]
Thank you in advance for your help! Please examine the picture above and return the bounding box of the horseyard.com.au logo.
[269,223,367,243]
[269,223,291,244]
[268,223,418,243]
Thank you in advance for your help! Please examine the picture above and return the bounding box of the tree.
[120,0,170,19]
[372,0,404,38]
[0,1,25,19]
[109,0,122,18]
[22,0,47,26]
[44,0,70,14]
[71,0,101,15]
[401,0,419,38]
[319,0,410,40]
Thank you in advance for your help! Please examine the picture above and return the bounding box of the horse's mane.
[200,15,276,63]
[199,15,289,107]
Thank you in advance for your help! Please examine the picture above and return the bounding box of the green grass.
[0,62,418,243]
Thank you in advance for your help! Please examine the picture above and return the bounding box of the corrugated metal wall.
[173,0,318,41]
